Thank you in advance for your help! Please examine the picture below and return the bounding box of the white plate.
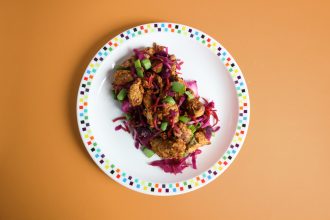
[77,22,250,196]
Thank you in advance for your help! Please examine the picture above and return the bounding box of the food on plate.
[112,43,220,174]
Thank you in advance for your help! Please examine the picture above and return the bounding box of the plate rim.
[76,22,250,196]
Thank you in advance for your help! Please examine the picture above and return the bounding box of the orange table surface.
[1,0,330,219]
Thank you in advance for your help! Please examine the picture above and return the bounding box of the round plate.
[76,22,250,196]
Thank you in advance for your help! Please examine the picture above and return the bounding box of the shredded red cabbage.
[185,80,199,97]
[112,116,126,122]
[121,100,131,113]
[133,48,145,60]
[150,149,202,174]
[204,126,213,140]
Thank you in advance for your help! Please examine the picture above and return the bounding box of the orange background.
[1,0,330,219]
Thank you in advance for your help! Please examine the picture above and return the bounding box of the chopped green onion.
[179,116,190,123]
[160,121,168,131]
[134,59,142,68]
[163,96,176,105]
[141,59,151,70]
[188,125,197,134]
[142,147,155,158]
[117,89,127,101]
[171,82,186,95]
[136,67,144,77]
[185,91,194,100]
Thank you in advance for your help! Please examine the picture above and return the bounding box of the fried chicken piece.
[112,70,134,86]
[150,138,186,159]
[173,122,193,144]
[143,90,153,108]
[153,43,167,53]
[119,58,133,68]
[162,103,179,123]
[128,78,144,106]
[186,98,205,118]
[143,47,155,56]
[186,130,211,153]
[143,108,154,128]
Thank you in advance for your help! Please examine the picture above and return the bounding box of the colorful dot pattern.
[77,23,250,195]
